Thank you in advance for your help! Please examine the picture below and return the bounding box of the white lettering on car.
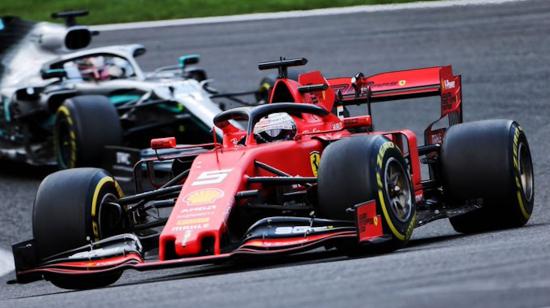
[191,169,232,186]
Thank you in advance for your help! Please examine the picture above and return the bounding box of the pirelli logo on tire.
[376,142,394,169]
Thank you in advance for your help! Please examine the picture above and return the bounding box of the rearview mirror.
[178,54,200,69]
[151,137,176,150]
[133,46,146,58]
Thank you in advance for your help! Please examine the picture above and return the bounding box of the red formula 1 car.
[12,58,534,289]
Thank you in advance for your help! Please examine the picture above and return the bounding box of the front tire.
[441,120,534,233]
[33,168,125,289]
[317,135,416,251]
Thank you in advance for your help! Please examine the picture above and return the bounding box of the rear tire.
[441,120,534,233]
[54,95,122,168]
[317,135,416,251]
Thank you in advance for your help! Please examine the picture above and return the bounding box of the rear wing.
[266,61,462,145]
[328,66,460,115]
[326,66,462,144]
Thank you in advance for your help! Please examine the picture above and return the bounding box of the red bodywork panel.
[159,139,324,259]
[158,65,462,259]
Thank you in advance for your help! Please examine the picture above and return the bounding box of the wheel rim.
[383,157,413,223]
[56,119,73,168]
[518,142,534,202]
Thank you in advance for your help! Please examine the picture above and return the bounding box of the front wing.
[12,201,382,284]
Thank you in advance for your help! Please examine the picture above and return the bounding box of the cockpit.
[61,54,136,81]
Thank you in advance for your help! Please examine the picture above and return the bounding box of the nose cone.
[160,188,226,259]
[158,152,245,260]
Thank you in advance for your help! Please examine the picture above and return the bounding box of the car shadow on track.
[403,222,549,253]
[103,249,347,290]
[100,233,477,290]
[407,233,466,249]
[123,223,549,287]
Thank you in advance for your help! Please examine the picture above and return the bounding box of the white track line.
[0,248,14,277]
[93,0,528,32]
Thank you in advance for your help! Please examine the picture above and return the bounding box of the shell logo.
[184,188,224,206]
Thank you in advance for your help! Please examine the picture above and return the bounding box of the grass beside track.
[1,0,439,25]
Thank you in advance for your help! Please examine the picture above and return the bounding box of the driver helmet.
[253,112,297,143]
[77,56,105,81]
[102,57,126,80]
[78,56,124,81]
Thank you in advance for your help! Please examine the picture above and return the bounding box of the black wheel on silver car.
[441,120,534,233]
[55,114,74,168]
[33,168,126,289]
[54,95,122,168]
[317,135,416,252]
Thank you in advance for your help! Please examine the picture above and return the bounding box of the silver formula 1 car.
[0,11,258,173]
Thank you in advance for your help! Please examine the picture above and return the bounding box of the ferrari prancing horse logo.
[310,151,321,177]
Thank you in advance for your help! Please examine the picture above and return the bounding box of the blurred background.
[1,0,438,24]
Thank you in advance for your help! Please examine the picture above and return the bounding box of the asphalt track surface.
[1,0,550,306]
